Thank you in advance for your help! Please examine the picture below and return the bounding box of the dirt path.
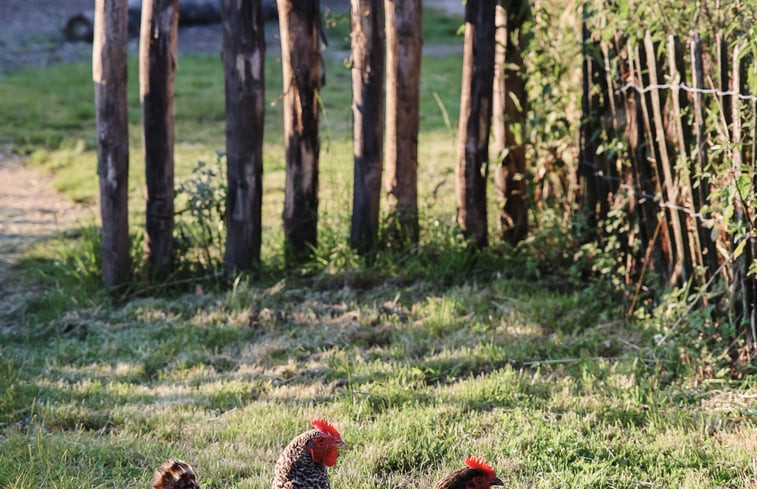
[0,154,94,287]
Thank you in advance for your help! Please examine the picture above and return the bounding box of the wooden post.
[668,34,704,281]
[277,0,321,260]
[634,41,672,281]
[750,74,757,351]
[751,61,757,349]
[220,0,265,274]
[717,32,732,136]
[731,43,756,340]
[139,0,178,274]
[384,0,422,245]
[621,43,648,271]
[455,0,497,247]
[350,0,385,253]
[690,33,719,278]
[579,4,600,232]
[93,0,131,287]
[644,31,691,285]
[492,1,528,244]
[625,43,665,280]
[596,40,620,222]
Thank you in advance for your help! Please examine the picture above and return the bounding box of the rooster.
[433,457,504,489]
[151,418,346,489]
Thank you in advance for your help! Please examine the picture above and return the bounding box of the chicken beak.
[336,440,347,449]
[490,476,504,486]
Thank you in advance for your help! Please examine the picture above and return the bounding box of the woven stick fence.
[579,19,756,341]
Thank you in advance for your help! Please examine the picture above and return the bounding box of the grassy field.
[2,275,756,488]
[1,6,757,489]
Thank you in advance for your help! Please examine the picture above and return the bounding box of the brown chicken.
[151,459,199,489]
[151,419,346,489]
[432,457,504,489]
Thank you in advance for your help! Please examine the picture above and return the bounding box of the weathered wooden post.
[277,0,322,261]
[350,0,385,253]
[579,4,601,232]
[139,0,179,274]
[730,43,756,345]
[455,0,497,247]
[384,0,422,245]
[220,0,265,274]
[93,0,131,287]
[668,34,704,281]
[689,33,719,279]
[643,31,692,285]
[633,42,672,281]
[492,0,529,245]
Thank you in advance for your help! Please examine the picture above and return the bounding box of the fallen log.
[64,0,277,42]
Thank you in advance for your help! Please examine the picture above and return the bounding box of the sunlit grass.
[1,280,756,487]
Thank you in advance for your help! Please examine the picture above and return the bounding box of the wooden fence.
[580,23,756,333]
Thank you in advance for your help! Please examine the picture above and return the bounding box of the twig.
[627,217,664,317]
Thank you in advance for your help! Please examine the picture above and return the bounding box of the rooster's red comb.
[310,418,342,440]
[464,456,496,477]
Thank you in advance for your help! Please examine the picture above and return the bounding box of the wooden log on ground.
[64,0,277,41]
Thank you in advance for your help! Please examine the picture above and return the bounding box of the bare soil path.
[0,154,94,288]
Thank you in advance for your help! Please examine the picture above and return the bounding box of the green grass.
[1,278,756,488]
[0,52,461,206]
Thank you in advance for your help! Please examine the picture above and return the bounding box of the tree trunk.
[93,0,130,287]
[455,0,496,247]
[350,0,385,254]
[220,0,265,274]
[384,0,422,244]
[277,0,321,261]
[492,1,528,244]
[139,0,178,275]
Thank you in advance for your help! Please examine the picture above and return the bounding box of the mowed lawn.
[1,10,757,489]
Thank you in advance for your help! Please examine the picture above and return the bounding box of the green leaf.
[736,174,752,202]
[734,238,747,260]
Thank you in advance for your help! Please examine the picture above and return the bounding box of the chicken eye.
[474,476,484,485]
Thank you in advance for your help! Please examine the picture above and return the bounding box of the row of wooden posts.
[92,0,530,286]
[579,13,756,331]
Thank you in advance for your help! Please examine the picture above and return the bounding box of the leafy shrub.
[174,153,228,277]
